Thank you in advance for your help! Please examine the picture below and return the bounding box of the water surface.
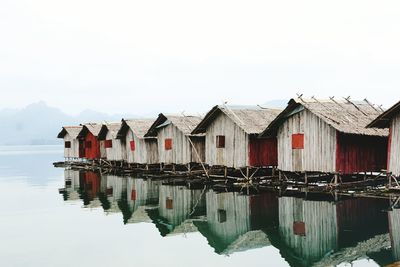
[0,146,398,267]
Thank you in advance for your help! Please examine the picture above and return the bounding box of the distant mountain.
[0,102,136,146]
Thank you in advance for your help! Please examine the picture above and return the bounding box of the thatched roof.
[117,119,155,139]
[367,100,400,128]
[57,126,82,138]
[145,113,203,137]
[192,105,282,135]
[98,122,122,140]
[260,97,388,137]
[77,123,103,138]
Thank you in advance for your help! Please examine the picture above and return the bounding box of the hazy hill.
[0,102,135,146]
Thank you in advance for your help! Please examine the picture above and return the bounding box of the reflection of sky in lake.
[0,146,395,267]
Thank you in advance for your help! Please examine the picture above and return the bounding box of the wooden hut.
[278,195,388,266]
[192,105,281,168]
[77,123,103,160]
[145,114,204,165]
[260,97,388,175]
[57,126,83,160]
[117,119,159,165]
[194,190,278,255]
[367,100,400,177]
[98,122,127,163]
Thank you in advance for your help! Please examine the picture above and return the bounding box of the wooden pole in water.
[304,172,308,185]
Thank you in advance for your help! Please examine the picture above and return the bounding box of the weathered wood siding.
[336,133,387,174]
[277,109,336,172]
[389,113,400,176]
[279,197,338,265]
[124,130,159,164]
[63,132,80,158]
[104,131,126,162]
[99,140,107,159]
[157,124,200,164]
[389,208,400,261]
[205,112,248,168]
[190,136,206,163]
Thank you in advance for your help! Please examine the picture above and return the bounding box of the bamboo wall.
[277,109,337,172]
[205,112,249,168]
[278,197,338,264]
[389,113,400,176]
[157,124,201,164]
[63,132,80,158]
[124,130,158,164]
[105,131,127,162]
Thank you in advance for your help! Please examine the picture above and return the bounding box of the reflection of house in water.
[79,171,102,207]
[147,185,206,236]
[61,169,81,201]
[195,191,278,255]
[101,175,127,214]
[389,207,400,262]
[277,195,388,267]
[116,177,161,224]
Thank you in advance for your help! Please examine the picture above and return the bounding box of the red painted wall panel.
[83,132,101,160]
[248,137,278,167]
[335,132,387,174]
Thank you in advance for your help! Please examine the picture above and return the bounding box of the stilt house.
[98,122,126,162]
[57,126,83,159]
[77,123,103,160]
[117,119,159,164]
[145,114,204,165]
[192,105,281,168]
[367,100,400,177]
[260,97,388,174]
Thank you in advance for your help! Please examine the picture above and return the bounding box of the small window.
[292,134,304,149]
[131,190,137,201]
[105,140,113,148]
[85,141,92,149]
[130,140,136,151]
[216,135,225,148]
[293,221,306,236]
[107,187,113,196]
[166,197,173,209]
[64,141,71,148]
[165,138,172,150]
[218,209,227,223]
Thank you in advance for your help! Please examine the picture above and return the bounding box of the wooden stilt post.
[279,170,282,181]
[272,166,276,177]
[389,172,392,188]
[334,173,339,186]
[224,167,227,179]
[364,171,367,181]
[246,167,250,180]
[304,172,308,185]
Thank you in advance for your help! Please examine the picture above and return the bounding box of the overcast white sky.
[1,0,400,115]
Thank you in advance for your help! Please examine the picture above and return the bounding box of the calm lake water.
[0,145,398,267]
